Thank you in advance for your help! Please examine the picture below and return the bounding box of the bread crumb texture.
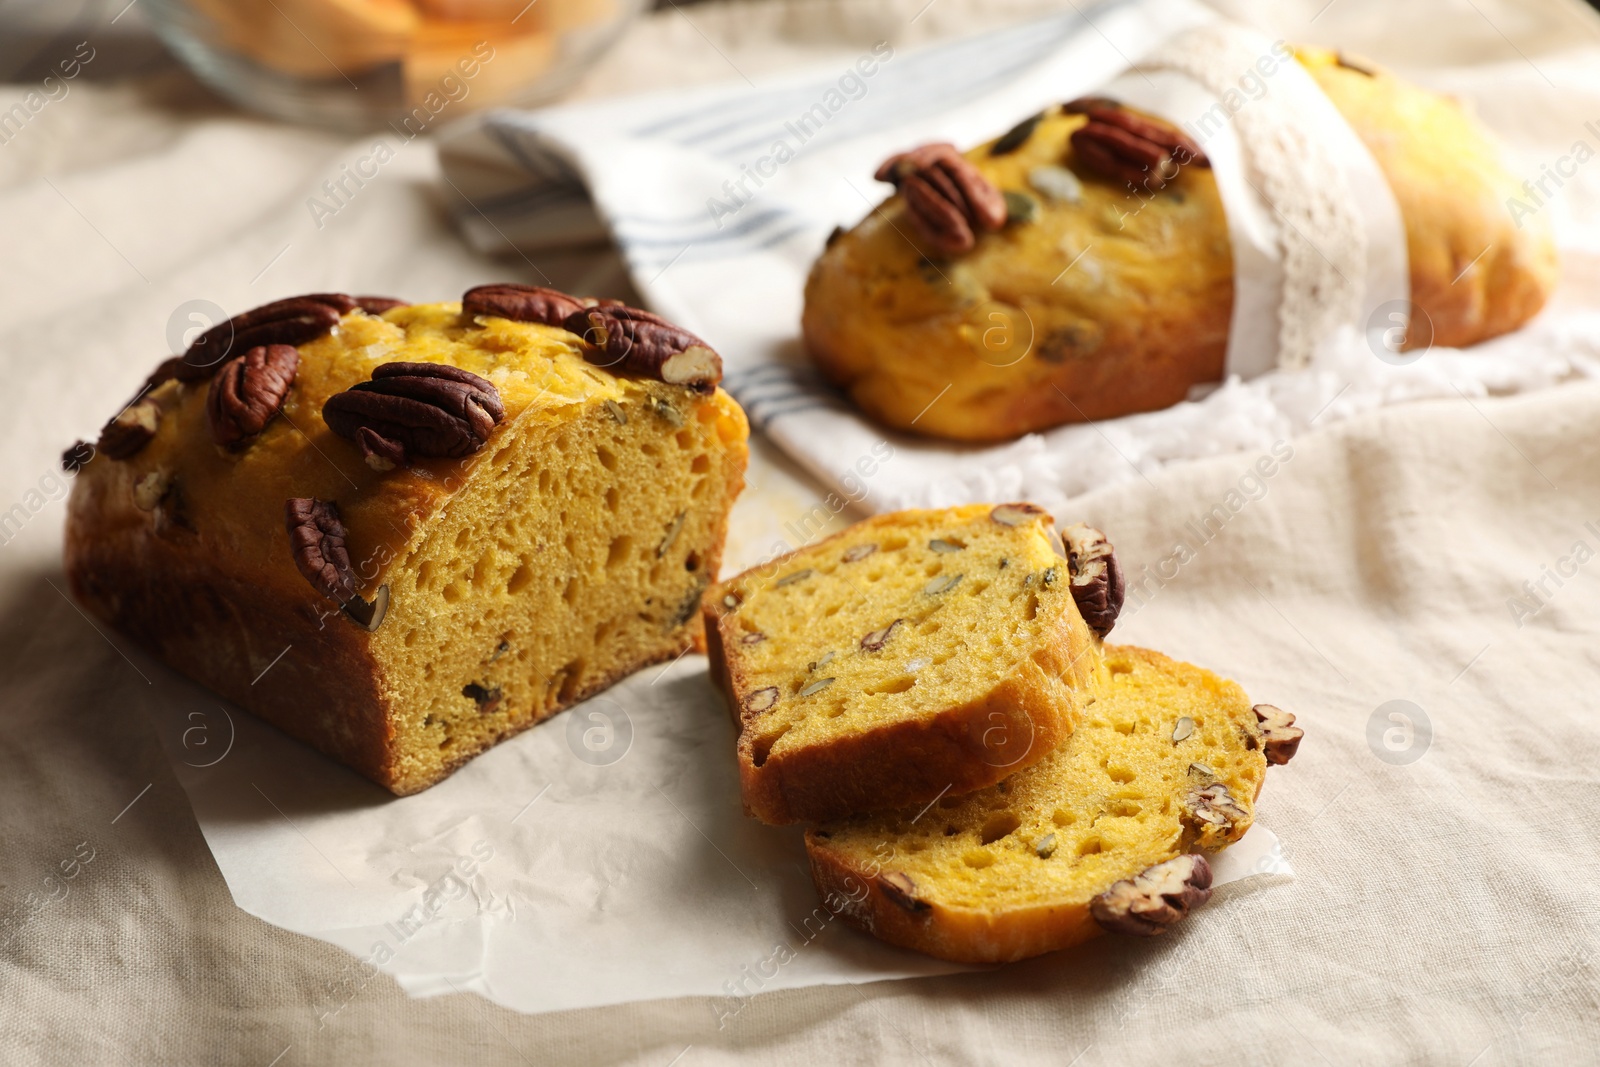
[719,506,1073,761]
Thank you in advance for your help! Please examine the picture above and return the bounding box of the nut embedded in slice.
[1183,782,1249,849]
[879,871,930,913]
[1062,522,1125,638]
[1090,854,1214,936]
[1253,703,1304,765]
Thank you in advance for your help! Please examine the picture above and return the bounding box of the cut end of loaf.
[374,380,746,794]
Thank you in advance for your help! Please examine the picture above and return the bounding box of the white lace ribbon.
[1105,22,1409,375]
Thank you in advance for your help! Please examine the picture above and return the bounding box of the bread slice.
[805,645,1288,963]
[703,503,1101,825]
[65,295,749,795]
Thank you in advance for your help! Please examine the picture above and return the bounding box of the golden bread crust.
[1299,48,1558,349]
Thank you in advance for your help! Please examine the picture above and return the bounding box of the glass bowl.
[144,0,646,130]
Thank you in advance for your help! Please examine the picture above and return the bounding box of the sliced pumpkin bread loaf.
[65,286,749,795]
[703,503,1103,825]
[805,644,1303,963]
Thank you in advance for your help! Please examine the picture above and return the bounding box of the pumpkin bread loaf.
[703,503,1106,825]
[64,287,749,795]
[802,46,1558,442]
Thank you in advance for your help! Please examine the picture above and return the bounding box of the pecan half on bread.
[284,497,387,630]
[462,283,591,327]
[180,293,403,381]
[206,344,299,449]
[1062,522,1125,638]
[322,362,505,470]
[1065,97,1210,191]
[875,143,1008,256]
[563,305,723,393]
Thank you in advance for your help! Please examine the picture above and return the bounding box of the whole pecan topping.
[322,361,505,470]
[563,305,723,393]
[875,142,1007,256]
[1091,854,1213,936]
[462,283,590,327]
[206,344,299,449]
[1062,522,1125,638]
[285,497,388,630]
[180,294,354,381]
[1253,704,1304,766]
[96,396,162,460]
[1064,97,1209,191]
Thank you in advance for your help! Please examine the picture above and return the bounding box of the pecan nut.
[1064,98,1209,191]
[180,294,355,381]
[355,295,408,314]
[1062,522,1124,638]
[96,396,162,460]
[860,618,902,652]
[285,497,388,630]
[61,440,95,473]
[878,871,930,914]
[462,283,589,327]
[206,344,299,449]
[875,142,1007,256]
[1183,782,1249,848]
[1091,854,1213,936]
[1253,704,1304,766]
[322,362,505,469]
[563,305,723,393]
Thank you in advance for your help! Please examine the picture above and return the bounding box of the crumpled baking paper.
[140,648,1291,1016]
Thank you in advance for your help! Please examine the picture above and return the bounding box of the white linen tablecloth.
[2,0,1599,1063]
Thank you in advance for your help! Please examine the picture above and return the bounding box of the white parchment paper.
[139,647,1290,1017]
